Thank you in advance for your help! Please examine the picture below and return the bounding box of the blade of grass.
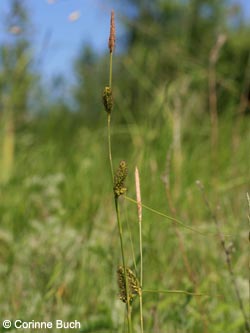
[125,195,207,235]
[143,289,215,297]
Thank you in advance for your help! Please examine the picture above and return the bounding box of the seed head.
[113,160,128,197]
[108,10,116,53]
[102,86,113,114]
[117,266,141,304]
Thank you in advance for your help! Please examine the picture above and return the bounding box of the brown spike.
[108,10,116,53]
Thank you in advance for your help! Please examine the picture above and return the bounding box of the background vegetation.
[0,0,250,332]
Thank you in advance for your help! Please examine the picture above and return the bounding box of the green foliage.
[0,0,34,122]
[0,107,249,331]
[74,46,106,123]
[0,0,36,183]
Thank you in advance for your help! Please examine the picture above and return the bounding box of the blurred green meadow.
[0,1,250,332]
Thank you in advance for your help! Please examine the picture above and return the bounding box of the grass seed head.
[113,160,128,197]
[108,10,115,53]
[117,266,141,304]
[103,86,113,114]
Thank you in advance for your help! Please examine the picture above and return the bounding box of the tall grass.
[103,11,134,333]
[0,9,249,333]
[0,91,249,332]
[101,10,250,333]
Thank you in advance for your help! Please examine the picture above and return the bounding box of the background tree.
[73,45,106,125]
[0,0,34,183]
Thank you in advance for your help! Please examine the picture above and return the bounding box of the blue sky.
[0,0,134,80]
[0,0,249,81]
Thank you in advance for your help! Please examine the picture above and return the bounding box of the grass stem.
[109,52,113,88]
[107,113,114,180]
[135,167,144,333]
[115,197,132,333]
[106,14,132,332]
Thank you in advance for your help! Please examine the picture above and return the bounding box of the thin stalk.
[247,193,250,326]
[139,219,143,287]
[107,48,114,180]
[125,195,207,235]
[135,167,144,333]
[106,10,132,333]
[115,197,132,333]
[139,288,143,333]
[109,52,113,88]
[107,113,114,180]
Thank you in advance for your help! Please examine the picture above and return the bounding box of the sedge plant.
[102,10,221,333]
[102,11,134,333]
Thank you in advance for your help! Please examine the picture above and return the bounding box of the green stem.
[115,197,132,333]
[107,50,114,181]
[139,216,144,333]
[139,292,143,333]
[108,46,132,333]
[109,51,113,88]
[107,113,114,180]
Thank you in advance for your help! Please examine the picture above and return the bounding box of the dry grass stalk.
[135,167,142,224]
[247,193,250,325]
[135,166,144,333]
